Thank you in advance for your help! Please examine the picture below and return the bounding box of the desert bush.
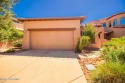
[12,40,22,48]
[89,62,125,83]
[91,36,125,83]
[4,48,15,53]
[75,39,81,53]
[120,36,125,40]
[101,46,125,63]
[104,38,125,47]
[101,36,125,63]
[75,36,90,53]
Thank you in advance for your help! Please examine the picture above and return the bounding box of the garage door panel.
[30,31,74,50]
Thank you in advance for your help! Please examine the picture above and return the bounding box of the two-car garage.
[30,29,74,50]
[18,16,85,51]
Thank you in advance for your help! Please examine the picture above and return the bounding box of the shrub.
[75,39,81,53]
[79,36,90,50]
[120,36,125,40]
[75,36,90,53]
[82,24,97,49]
[82,24,96,41]
[104,39,125,47]
[12,40,22,48]
[4,48,15,53]
[91,36,125,83]
[89,62,125,83]
[101,46,125,63]
[101,36,125,63]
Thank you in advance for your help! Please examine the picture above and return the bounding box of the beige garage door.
[30,30,74,50]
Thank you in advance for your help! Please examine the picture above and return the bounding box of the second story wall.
[99,13,125,38]
[106,13,125,28]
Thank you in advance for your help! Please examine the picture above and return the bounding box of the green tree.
[82,24,97,49]
[82,24,96,41]
[0,0,22,49]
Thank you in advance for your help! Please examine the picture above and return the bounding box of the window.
[109,21,112,27]
[120,17,125,25]
[113,19,118,27]
[102,23,106,27]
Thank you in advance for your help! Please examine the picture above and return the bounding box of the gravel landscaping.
[78,48,104,81]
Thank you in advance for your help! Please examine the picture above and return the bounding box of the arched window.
[113,19,118,27]
[120,17,125,25]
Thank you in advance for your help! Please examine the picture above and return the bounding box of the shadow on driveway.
[7,50,79,59]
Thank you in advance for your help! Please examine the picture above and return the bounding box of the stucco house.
[17,12,125,50]
[89,12,125,48]
[12,18,24,31]
[18,16,85,50]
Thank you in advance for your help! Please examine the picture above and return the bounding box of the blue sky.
[13,0,125,23]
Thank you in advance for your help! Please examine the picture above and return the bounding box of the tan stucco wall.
[109,28,125,38]
[105,13,125,38]
[90,26,125,49]
[22,20,81,50]
[106,13,125,27]
[89,27,105,48]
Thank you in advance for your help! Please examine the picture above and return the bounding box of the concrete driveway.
[0,50,87,83]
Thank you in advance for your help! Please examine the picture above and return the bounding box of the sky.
[13,0,125,23]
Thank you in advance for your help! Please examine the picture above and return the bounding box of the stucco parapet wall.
[18,16,85,23]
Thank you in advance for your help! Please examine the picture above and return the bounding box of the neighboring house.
[89,12,125,48]
[18,16,85,50]
[12,18,24,31]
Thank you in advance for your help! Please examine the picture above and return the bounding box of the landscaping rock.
[85,64,96,70]
[78,51,104,81]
